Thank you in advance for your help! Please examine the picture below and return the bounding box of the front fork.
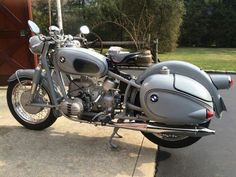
[30,63,42,102]
[29,42,59,109]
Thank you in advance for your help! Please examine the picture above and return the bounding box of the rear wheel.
[7,78,57,130]
[142,121,211,148]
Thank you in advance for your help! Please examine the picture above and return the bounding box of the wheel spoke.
[156,133,187,141]
[11,80,51,124]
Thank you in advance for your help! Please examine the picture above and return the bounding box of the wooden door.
[0,0,36,86]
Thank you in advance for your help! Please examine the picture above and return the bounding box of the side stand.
[108,127,123,149]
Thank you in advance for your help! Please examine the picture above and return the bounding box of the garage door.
[0,0,36,86]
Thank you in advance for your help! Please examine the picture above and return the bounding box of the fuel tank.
[140,73,214,125]
[56,47,108,77]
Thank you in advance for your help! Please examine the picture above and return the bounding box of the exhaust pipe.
[146,124,215,137]
[75,117,215,137]
[107,122,215,137]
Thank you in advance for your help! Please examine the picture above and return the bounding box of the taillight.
[229,76,234,87]
[206,110,214,119]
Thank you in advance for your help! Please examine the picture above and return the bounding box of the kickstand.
[115,131,123,138]
[108,127,122,149]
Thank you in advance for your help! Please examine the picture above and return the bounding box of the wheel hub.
[20,90,43,114]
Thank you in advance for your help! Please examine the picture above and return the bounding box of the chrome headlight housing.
[29,36,44,55]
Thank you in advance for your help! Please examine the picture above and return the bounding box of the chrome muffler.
[76,117,215,137]
[107,122,215,137]
[146,124,215,137]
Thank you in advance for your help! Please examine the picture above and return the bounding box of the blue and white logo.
[150,94,159,102]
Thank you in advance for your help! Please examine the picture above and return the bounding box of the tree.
[180,0,236,47]
[32,0,58,33]
[99,0,185,52]
[33,0,185,52]
[148,0,185,52]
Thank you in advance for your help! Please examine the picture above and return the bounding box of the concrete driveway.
[0,88,157,177]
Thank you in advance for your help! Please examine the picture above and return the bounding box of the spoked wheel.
[7,78,57,130]
[142,121,211,148]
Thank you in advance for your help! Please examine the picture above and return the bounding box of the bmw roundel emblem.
[150,94,159,102]
[60,57,66,63]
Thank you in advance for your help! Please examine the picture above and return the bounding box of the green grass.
[159,48,236,71]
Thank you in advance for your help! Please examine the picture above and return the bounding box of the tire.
[142,121,211,148]
[7,78,57,130]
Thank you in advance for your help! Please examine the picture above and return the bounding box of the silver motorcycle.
[6,21,234,148]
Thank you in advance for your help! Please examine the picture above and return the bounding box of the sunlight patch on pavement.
[0,161,5,167]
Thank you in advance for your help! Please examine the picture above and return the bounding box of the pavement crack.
[131,136,145,177]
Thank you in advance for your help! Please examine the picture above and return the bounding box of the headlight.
[29,36,44,55]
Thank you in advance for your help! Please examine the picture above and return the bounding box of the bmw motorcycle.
[6,21,234,148]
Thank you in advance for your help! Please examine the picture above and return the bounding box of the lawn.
[159,48,236,72]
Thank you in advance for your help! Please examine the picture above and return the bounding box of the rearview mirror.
[80,25,90,35]
[28,20,40,34]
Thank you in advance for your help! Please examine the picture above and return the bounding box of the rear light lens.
[206,110,214,119]
[229,76,234,87]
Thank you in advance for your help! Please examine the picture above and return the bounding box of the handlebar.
[38,33,87,47]
[73,36,85,41]
[39,35,52,42]
[44,36,53,41]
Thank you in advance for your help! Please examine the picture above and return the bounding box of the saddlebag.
[139,72,214,125]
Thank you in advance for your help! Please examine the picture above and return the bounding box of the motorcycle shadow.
[0,125,156,177]
[156,148,172,162]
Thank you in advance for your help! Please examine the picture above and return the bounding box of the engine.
[67,76,119,117]
[59,98,84,117]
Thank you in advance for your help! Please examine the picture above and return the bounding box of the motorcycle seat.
[110,52,141,64]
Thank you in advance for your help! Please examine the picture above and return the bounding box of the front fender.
[8,69,62,117]
[136,61,226,118]
[8,69,35,82]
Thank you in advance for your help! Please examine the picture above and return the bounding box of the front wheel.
[142,121,211,148]
[7,78,57,130]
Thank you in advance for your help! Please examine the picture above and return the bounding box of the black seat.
[110,52,141,64]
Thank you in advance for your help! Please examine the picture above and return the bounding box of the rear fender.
[136,61,226,118]
[8,69,62,117]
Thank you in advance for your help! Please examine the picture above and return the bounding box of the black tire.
[142,121,211,148]
[7,78,57,130]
